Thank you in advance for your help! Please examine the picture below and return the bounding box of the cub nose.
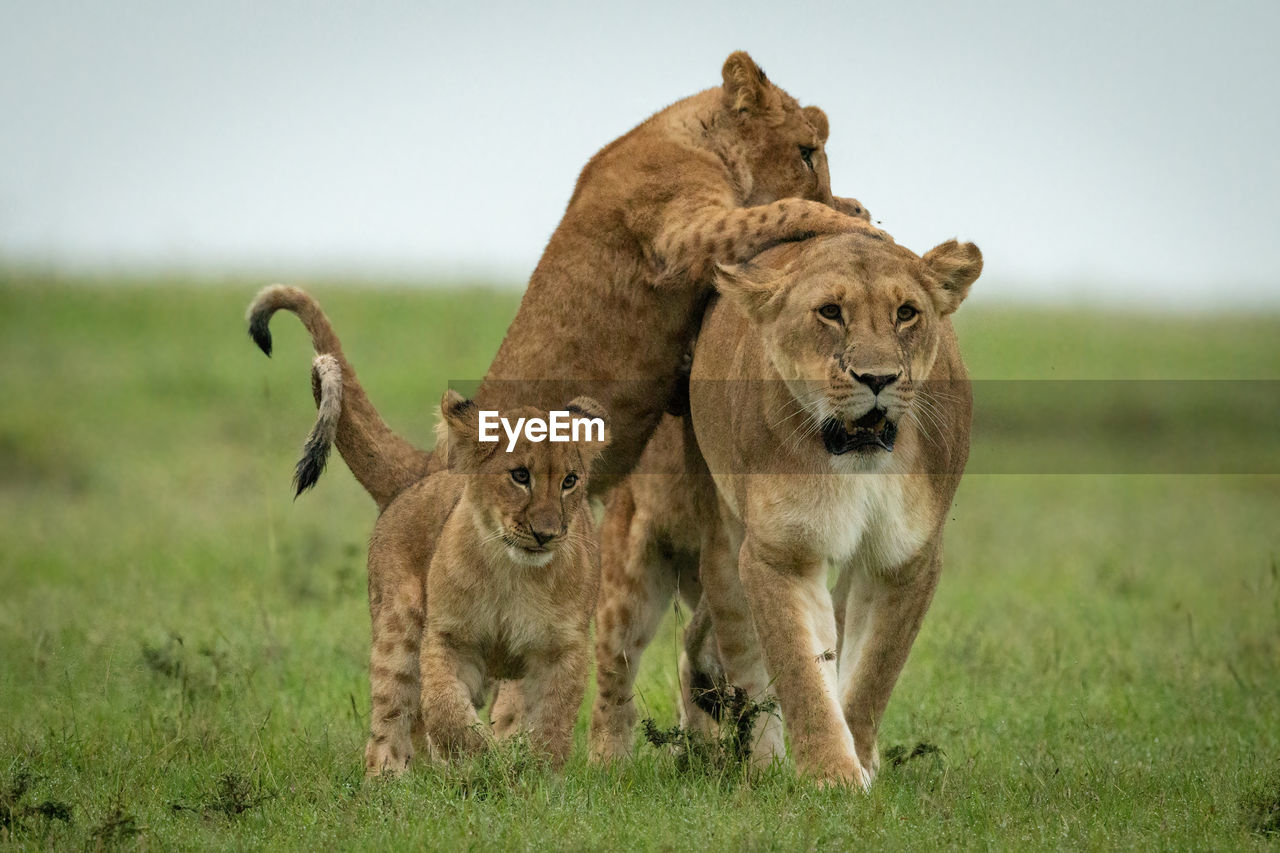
[851,371,899,396]
[531,528,557,547]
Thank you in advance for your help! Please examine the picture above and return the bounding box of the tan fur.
[363,391,610,775]
[252,52,878,507]
[246,286,607,775]
[587,413,718,761]
[246,285,438,508]
[590,233,983,786]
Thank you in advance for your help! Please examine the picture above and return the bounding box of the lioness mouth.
[821,408,898,455]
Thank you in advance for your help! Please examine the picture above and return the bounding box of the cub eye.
[561,473,578,490]
[896,304,918,323]
[817,303,842,321]
[510,467,530,485]
[799,146,815,169]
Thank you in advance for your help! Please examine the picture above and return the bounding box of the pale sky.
[2,0,1278,305]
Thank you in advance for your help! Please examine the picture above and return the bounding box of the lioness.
[266,51,877,508]
[591,232,983,786]
[247,287,609,774]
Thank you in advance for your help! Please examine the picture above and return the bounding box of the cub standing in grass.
[247,287,609,775]
[591,232,983,787]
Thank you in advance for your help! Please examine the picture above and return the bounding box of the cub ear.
[721,51,769,114]
[565,396,611,467]
[438,389,492,470]
[922,240,983,315]
[714,261,786,323]
[801,105,830,143]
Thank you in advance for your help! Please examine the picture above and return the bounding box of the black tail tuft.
[292,432,330,497]
[248,309,274,356]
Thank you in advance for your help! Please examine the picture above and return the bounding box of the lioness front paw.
[805,754,873,791]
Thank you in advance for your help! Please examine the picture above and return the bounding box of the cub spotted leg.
[737,535,866,788]
[836,546,941,784]
[419,631,489,761]
[363,543,426,778]
[654,195,885,282]
[589,487,680,762]
[521,641,591,768]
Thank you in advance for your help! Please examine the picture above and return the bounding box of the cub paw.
[832,196,872,222]
[364,739,412,778]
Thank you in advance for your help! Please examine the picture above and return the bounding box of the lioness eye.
[799,146,815,169]
[896,304,918,323]
[818,303,842,321]
[510,467,530,485]
[562,473,578,490]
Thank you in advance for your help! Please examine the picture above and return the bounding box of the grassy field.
[1,273,1278,850]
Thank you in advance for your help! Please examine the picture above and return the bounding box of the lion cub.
[247,286,609,775]
[365,392,609,774]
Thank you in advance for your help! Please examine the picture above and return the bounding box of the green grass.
[1,272,1278,850]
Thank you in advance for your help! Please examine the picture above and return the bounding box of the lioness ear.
[922,240,983,315]
[802,105,830,143]
[566,396,610,467]
[721,51,769,114]
[714,261,786,323]
[438,389,492,470]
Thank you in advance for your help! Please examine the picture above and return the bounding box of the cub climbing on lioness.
[275,52,878,508]
[247,286,609,774]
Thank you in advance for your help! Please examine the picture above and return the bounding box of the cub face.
[716,234,983,462]
[440,393,610,567]
[719,51,835,207]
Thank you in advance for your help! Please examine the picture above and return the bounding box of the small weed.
[1241,766,1280,837]
[0,767,73,838]
[884,741,944,768]
[641,685,778,778]
[140,631,240,700]
[438,735,547,801]
[87,795,140,850]
[171,771,273,819]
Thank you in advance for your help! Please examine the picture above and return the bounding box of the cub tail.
[246,285,437,508]
[293,354,343,496]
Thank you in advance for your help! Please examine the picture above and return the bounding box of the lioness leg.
[737,535,866,787]
[698,510,785,766]
[589,487,679,762]
[363,543,426,778]
[836,547,941,783]
[521,641,591,768]
[419,632,488,761]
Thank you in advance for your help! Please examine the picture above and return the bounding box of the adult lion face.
[714,233,983,462]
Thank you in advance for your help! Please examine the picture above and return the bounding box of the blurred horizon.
[3,1,1279,308]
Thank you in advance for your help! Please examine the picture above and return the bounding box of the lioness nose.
[851,371,899,396]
